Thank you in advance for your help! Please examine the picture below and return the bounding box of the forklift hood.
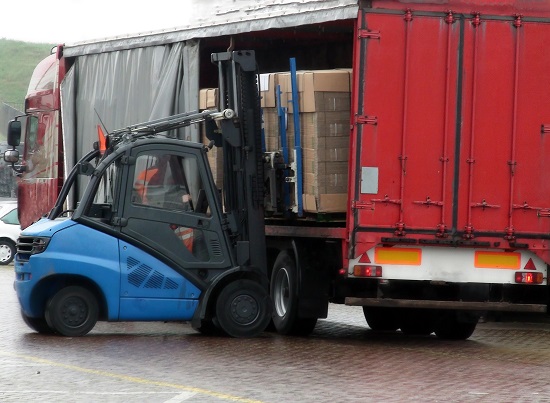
[21,217,78,238]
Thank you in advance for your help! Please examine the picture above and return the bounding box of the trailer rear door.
[350,8,550,246]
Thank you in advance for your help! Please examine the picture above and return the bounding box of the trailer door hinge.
[358,29,381,40]
[356,115,378,126]
[352,200,375,210]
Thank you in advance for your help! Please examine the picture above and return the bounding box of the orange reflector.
[515,271,544,284]
[374,248,421,265]
[474,251,520,269]
[353,265,382,278]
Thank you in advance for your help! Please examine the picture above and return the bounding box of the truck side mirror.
[7,120,22,147]
[4,149,20,164]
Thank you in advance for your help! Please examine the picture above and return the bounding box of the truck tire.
[21,310,55,334]
[45,286,99,337]
[434,311,478,340]
[271,251,317,336]
[195,319,224,336]
[215,279,272,338]
[0,239,16,265]
[363,307,399,331]
[399,309,434,336]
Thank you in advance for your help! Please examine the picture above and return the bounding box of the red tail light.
[353,265,382,278]
[515,271,544,284]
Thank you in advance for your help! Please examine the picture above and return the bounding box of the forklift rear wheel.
[271,250,317,336]
[21,310,55,334]
[45,286,99,337]
[215,279,272,338]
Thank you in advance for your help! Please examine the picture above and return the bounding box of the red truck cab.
[17,46,67,229]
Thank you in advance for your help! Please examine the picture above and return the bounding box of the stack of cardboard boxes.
[262,69,351,213]
[199,68,351,214]
[198,88,223,189]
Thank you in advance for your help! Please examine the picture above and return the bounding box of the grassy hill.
[0,39,54,108]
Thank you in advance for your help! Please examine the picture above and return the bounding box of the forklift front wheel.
[215,279,272,338]
[45,286,99,337]
[21,310,55,334]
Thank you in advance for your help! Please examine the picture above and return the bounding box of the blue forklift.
[7,51,273,337]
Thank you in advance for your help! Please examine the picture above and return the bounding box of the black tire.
[434,311,478,340]
[271,251,317,336]
[0,239,16,265]
[45,286,98,337]
[215,279,272,338]
[399,309,434,336]
[21,310,55,334]
[363,307,399,331]
[195,319,225,336]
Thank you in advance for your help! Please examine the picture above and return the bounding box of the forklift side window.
[84,157,121,222]
[132,152,210,216]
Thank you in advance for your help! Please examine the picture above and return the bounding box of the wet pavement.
[1,264,550,402]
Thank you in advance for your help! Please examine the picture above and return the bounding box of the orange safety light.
[97,125,107,154]
[515,271,544,284]
[353,265,382,278]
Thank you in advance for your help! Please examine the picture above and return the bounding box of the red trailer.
[335,0,550,337]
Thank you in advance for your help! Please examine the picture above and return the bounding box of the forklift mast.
[208,50,267,274]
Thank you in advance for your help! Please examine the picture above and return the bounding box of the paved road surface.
[1,265,550,402]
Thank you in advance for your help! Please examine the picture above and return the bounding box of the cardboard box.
[260,73,280,108]
[303,159,348,176]
[303,147,349,163]
[286,111,350,138]
[301,134,350,150]
[201,125,223,188]
[304,172,348,194]
[199,88,219,110]
[303,193,348,213]
[278,69,352,113]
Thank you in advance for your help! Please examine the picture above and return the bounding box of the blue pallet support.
[276,84,291,210]
[289,58,304,217]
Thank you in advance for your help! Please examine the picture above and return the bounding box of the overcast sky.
[0,0,205,44]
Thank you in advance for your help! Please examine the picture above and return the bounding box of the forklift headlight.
[32,238,50,254]
[17,236,50,255]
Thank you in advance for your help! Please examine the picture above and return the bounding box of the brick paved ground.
[1,265,550,403]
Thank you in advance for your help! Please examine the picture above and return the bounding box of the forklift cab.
[73,139,234,278]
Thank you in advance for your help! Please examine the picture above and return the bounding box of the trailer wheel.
[434,311,478,340]
[21,310,55,334]
[45,286,98,337]
[399,309,434,336]
[271,251,317,336]
[215,279,272,338]
[363,307,399,331]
